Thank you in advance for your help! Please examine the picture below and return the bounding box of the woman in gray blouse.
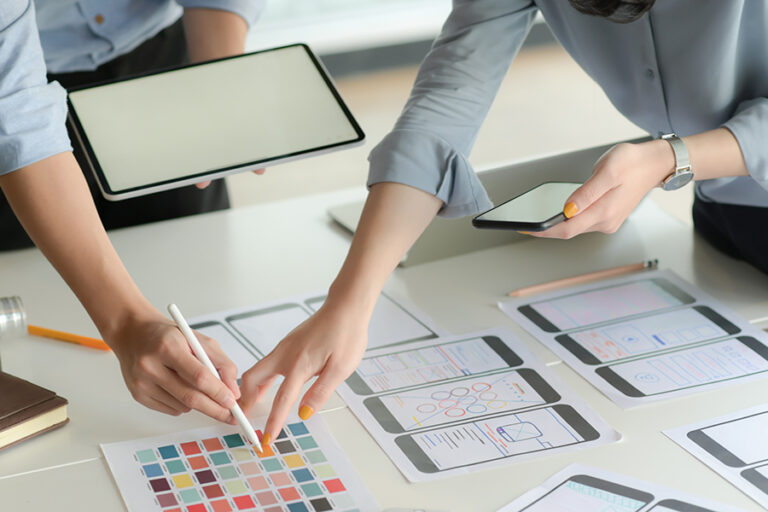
[240,0,768,444]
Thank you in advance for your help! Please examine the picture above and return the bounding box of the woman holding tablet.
[240,0,768,443]
[0,2,242,422]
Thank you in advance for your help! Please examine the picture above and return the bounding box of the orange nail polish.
[519,231,531,235]
[564,202,579,219]
[299,405,314,421]
[261,432,271,448]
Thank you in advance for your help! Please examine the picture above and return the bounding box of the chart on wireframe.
[101,416,377,512]
[500,270,768,408]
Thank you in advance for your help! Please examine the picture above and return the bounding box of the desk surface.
[1,187,767,511]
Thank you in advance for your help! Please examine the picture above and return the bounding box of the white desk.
[1,186,767,511]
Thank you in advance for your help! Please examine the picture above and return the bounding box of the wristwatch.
[659,133,694,191]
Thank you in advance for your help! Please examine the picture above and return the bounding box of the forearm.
[182,8,247,63]
[0,153,155,338]
[326,183,441,316]
[683,128,748,181]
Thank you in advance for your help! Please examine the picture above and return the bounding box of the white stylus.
[168,304,262,452]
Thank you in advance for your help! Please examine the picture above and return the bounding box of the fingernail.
[518,231,531,235]
[261,433,271,449]
[299,405,314,421]
[564,202,578,219]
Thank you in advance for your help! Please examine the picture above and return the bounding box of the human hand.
[195,168,266,190]
[239,300,369,446]
[106,308,240,421]
[527,140,674,239]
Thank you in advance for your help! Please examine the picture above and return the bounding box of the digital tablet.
[67,44,365,200]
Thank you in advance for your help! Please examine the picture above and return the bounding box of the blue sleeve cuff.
[175,0,266,27]
[722,97,768,192]
[367,129,492,218]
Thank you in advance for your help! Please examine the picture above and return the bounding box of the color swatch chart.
[500,270,768,408]
[337,328,619,482]
[498,463,748,512]
[102,416,377,512]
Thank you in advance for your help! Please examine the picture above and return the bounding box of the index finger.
[261,371,308,449]
[165,344,237,410]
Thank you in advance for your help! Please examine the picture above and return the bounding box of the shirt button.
[645,68,655,79]
[94,14,105,24]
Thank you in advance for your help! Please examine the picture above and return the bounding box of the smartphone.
[344,336,524,396]
[686,410,768,468]
[741,466,768,496]
[520,474,654,511]
[226,303,311,358]
[191,320,259,378]
[517,278,695,333]
[472,182,582,231]
[554,306,740,365]
[363,369,560,433]
[394,404,600,473]
[595,336,768,398]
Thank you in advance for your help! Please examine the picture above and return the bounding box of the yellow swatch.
[283,454,305,468]
[172,474,194,488]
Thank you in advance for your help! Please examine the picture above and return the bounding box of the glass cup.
[0,296,28,371]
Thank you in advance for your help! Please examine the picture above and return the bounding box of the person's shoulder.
[0,0,30,31]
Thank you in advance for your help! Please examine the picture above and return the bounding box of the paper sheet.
[665,405,768,510]
[498,463,748,511]
[499,269,768,408]
[190,291,444,377]
[336,327,620,482]
[101,414,378,512]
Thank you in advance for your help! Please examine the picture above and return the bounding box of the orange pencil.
[27,324,111,351]
[507,259,659,297]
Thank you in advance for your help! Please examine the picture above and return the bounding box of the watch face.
[662,171,694,191]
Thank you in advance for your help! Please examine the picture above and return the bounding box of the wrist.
[90,298,163,345]
[645,139,677,185]
[324,275,380,319]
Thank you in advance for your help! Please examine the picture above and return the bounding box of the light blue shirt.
[0,1,70,175]
[368,0,768,216]
[36,0,266,73]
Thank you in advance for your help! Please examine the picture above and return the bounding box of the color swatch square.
[202,483,224,499]
[158,445,179,459]
[156,493,177,507]
[179,488,202,504]
[304,450,326,464]
[309,497,333,512]
[261,458,282,472]
[223,433,245,448]
[224,479,247,494]
[287,502,309,512]
[275,440,296,454]
[136,449,157,463]
[210,499,232,512]
[257,444,275,458]
[269,471,291,487]
[300,482,323,497]
[264,508,282,512]
[233,495,255,510]
[323,478,345,493]
[195,469,217,484]
[166,459,186,474]
[287,423,309,436]
[186,504,206,512]
[218,465,239,480]
[247,475,269,490]
[188,456,208,470]
[202,438,224,452]
[210,452,231,465]
[231,448,252,461]
[180,441,201,456]
[255,490,278,506]
[283,454,305,468]
[314,464,336,478]
[239,462,260,475]
[292,468,313,483]
[149,478,170,493]
[172,474,194,488]
[331,493,355,508]
[278,486,301,501]
[143,463,163,478]
[276,429,289,440]
[296,436,318,450]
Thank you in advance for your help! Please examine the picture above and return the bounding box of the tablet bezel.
[66,43,365,201]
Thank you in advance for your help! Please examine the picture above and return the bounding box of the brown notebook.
[0,371,69,451]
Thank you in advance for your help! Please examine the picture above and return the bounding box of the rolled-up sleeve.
[0,0,70,176]
[175,0,266,27]
[368,0,537,217]
[722,98,768,192]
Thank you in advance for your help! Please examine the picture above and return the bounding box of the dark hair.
[567,0,655,24]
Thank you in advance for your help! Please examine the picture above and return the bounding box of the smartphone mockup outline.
[520,474,654,511]
[225,303,311,358]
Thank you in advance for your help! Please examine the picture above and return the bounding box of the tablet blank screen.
[68,45,361,193]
